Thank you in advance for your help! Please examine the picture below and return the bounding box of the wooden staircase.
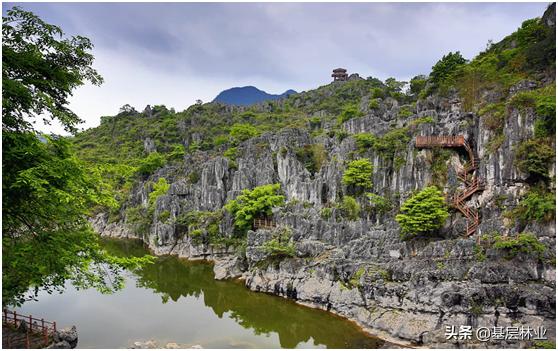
[415,135,484,237]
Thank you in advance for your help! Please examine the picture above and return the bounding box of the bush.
[514,138,554,179]
[148,177,170,214]
[365,193,392,215]
[187,171,200,184]
[337,104,362,124]
[513,188,555,224]
[167,144,185,160]
[295,144,327,174]
[368,99,380,110]
[342,158,373,190]
[158,210,171,222]
[230,123,260,142]
[320,207,333,220]
[137,152,166,176]
[492,233,546,259]
[354,133,376,153]
[261,227,295,258]
[339,196,361,221]
[395,186,449,238]
[224,183,285,233]
[224,147,238,161]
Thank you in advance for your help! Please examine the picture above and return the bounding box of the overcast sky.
[3,2,550,134]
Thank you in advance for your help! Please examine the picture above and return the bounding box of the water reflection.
[22,238,384,348]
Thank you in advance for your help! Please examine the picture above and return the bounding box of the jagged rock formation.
[88,6,556,348]
[92,84,555,347]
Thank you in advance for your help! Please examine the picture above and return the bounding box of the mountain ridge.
[213,86,296,106]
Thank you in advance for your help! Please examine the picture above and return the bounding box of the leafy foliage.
[342,158,373,190]
[137,152,166,176]
[2,8,152,306]
[261,226,296,258]
[492,233,546,259]
[2,7,103,133]
[339,196,361,221]
[224,184,285,234]
[509,187,555,224]
[514,138,555,180]
[429,52,467,92]
[395,186,449,238]
[230,123,260,142]
[295,144,327,174]
[148,177,170,213]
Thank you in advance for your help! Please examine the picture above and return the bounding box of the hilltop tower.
[331,68,348,82]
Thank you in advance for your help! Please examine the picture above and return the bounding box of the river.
[19,238,385,348]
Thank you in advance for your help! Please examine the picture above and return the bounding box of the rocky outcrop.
[95,83,555,347]
[47,326,78,349]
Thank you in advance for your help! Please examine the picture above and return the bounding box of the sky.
[3,1,551,134]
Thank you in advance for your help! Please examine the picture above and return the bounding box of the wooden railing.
[254,218,276,230]
[2,309,56,348]
[415,135,484,237]
[415,135,465,148]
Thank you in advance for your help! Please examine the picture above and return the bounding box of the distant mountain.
[213,86,296,106]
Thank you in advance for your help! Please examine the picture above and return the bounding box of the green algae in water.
[20,238,384,348]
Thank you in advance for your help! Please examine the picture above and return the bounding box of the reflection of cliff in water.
[102,238,384,349]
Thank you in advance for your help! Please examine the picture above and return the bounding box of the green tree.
[2,7,152,306]
[395,186,449,239]
[224,184,285,234]
[230,123,260,142]
[2,7,103,133]
[409,75,427,97]
[342,158,373,190]
[429,51,467,91]
[515,139,555,180]
[137,152,166,176]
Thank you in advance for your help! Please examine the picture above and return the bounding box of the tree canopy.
[395,186,449,239]
[2,7,151,306]
[2,6,103,133]
[224,184,285,234]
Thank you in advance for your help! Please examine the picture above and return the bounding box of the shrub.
[337,104,362,124]
[342,158,373,190]
[224,147,238,161]
[513,188,555,224]
[224,183,285,233]
[339,196,361,221]
[373,127,411,158]
[261,227,296,258]
[295,144,327,174]
[167,144,185,160]
[148,177,170,213]
[158,210,171,222]
[398,106,413,119]
[409,75,427,97]
[230,123,260,142]
[354,133,376,153]
[187,171,200,184]
[370,87,385,99]
[137,152,166,176]
[395,186,449,238]
[213,134,230,147]
[492,233,546,259]
[320,207,333,220]
[514,138,554,179]
[365,193,392,215]
[368,99,380,110]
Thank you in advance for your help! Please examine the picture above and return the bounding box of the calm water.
[19,238,384,348]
